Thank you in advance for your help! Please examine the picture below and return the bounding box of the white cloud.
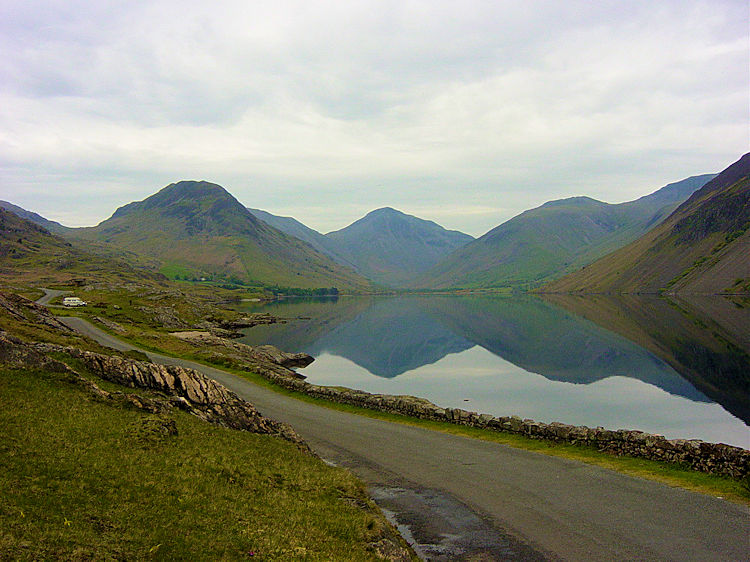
[0,0,747,236]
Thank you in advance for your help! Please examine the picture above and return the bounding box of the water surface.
[238,294,749,448]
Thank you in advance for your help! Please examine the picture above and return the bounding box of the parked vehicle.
[62,297,87,307]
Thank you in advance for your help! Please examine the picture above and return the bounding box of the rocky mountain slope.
[543,154,749,294]
[70,181,371,291]
[251,206,474,287]
[415,175,713,290]
[248,207,356,268]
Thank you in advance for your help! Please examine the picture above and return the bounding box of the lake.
[237,294,750,448]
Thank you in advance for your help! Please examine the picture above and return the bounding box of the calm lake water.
[238,294,750,448]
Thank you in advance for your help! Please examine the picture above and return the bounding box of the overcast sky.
[0,1,747,236]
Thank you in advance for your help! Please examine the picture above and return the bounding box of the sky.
[0,1,747,237]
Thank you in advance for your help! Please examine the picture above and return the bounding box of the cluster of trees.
[268,287,339,296]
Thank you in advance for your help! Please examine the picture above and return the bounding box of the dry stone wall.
[257,367,750,479]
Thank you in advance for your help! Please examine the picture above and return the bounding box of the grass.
[0,364,402,561]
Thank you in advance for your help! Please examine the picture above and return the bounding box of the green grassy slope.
[325,207,474,287]
[0,301,405,560]
[543,155,749,294]
[415,175,713,290]
[0,207,163,286]
[70,181,372,291]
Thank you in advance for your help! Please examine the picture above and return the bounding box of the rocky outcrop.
[248,363,750,479]
[0,331,166,414]
[0,292,75,333]
[0,329,306,449]
[215,312,284,330]
[92,315,127,334]
[194,313,285,338]
[170,331,312,378]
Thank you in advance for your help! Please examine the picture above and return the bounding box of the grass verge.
[0,365,406,561]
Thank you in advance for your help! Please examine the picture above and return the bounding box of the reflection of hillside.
[239,297,473,378]
[238,297,372,351]
[421,296,708,402]
[543,294,750,424]
[308,298,473,377]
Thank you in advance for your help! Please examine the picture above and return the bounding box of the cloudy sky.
[0,1,747,236]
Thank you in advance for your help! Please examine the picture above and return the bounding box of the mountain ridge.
[0,200,70,234]
[250,206,475,287]
[542,155,749,294]
[414,174,715,290]
[323,207,474,287]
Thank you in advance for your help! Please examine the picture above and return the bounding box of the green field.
[0,363,405,561]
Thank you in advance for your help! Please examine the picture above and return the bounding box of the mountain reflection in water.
[238,294,749,447]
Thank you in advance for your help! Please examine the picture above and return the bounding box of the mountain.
[0,207,160,285]
[543,154,749,294]
[0,200,70,234]
[415,175,714,290]
[70,181,371,291]
[247,208,355,268]
[324,207,474,287]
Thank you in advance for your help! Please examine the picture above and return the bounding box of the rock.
[0,292,75,333]
[369,538,413,562]
[169,331,312,379]
[0,330,75,373]
[1,330,309,451]
[93,316,127,334]
[51,345,309,450]
[250,344,314,368]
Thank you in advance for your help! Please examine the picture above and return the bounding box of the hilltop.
[324,207,474,287]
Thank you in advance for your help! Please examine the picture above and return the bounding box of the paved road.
[58,315,750,561]
[36,288,68,306]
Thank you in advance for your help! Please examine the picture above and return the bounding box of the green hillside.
[415,175,713,290]
[70,181,371,291]
[0,207,161,286]
[325,207,474,287]
[543,154,749,294]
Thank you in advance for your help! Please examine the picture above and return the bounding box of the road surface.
[58,315,750,561]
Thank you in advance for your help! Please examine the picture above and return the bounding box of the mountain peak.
[325,208,474,286]
[367,207,402,216]
[540,196,602,208]
[82,181,371,290]
[112,180,234,216]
